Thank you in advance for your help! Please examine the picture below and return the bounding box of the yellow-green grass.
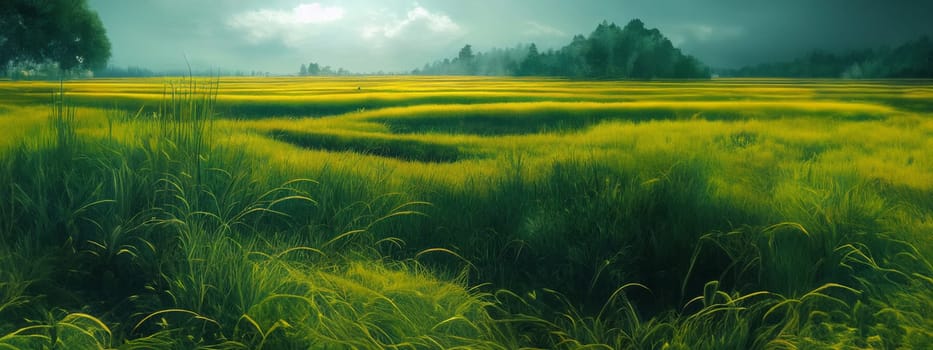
[5,76,933,116]
[0,105,48,152]
[57,76,929,273]
[0,76,931,349]
[3,76,929,221]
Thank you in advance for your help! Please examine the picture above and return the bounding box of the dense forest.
[726,36,933,78]
[414,19,710,79]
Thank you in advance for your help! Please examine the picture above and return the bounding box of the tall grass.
[0,77,931,348]
[0,79,527,349]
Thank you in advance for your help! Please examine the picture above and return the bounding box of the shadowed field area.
[0,76,931,349]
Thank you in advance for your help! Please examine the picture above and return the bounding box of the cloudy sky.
[86,0,933,74]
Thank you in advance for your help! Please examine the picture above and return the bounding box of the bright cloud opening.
[228,3,344,44]
[362,6,460,40]
[291,3,344,24]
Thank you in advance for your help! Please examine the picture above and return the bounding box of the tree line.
[413,19,710,79]
[725,36,933,78]
[94,66,277,78]
[298,62,352,76]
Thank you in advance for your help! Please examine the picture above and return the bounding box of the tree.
[1,0,111,75]
[518,43,542,76]
[458,44,474,61]
[299,63,308,76]
[457,44,476,74]
[308,62,321,76]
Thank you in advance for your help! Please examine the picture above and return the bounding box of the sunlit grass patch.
[347,100,894,135]
[0,105,49,152]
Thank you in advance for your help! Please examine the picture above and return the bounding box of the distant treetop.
[415,19,710,79]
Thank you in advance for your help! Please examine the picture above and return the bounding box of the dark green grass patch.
[372,105,887,136]
[269,129,463,163]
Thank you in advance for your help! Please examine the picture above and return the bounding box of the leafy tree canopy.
[0,0,111,73]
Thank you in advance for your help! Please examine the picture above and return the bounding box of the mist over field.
[1,1,933,349]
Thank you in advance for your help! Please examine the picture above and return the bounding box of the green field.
[1,76,931,348]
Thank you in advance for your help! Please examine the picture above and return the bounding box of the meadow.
[0,76,931,349]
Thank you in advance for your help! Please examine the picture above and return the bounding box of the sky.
[86,0,933,74]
